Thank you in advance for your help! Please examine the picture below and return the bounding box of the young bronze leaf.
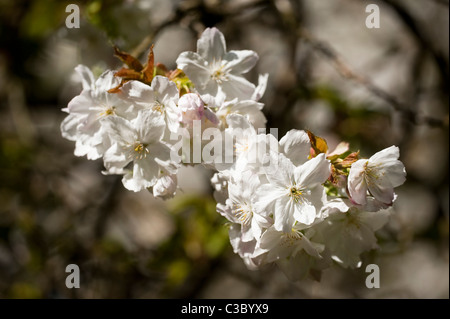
[307,130,328,156]
[113,46,144,72]
[115,68,142,81]
[142,44,155,84]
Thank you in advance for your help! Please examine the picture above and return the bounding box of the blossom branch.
[297,27,449,128]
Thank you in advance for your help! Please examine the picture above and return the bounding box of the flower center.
[288,186,304,203]
[364,161,384,186]
[233,203,253,225]
[130,142,149,160]
[153,101,164,114]
[280,228,302,247]
[99,106,116,117]
[211,65,228,84]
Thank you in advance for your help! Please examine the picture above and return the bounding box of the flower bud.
[153,174,177,199]
[178,93,204,126]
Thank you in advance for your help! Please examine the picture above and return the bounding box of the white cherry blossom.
[176,27,259,102]
[101,110,179,192]
[118,76,181,133]
[61,65,136,160]
[254,152,331,232]
[348,146,406,205]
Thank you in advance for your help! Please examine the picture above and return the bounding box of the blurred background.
[0,0,448,298]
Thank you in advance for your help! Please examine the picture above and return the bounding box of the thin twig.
[297,28,449,128]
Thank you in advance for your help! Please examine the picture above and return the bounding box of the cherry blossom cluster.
[61,27,406,280]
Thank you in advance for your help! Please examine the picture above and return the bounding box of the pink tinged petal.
[348,159,369,205]
[280,129,311,166]
[294,153,331,188]
[204,107,219,125]
[223,50,258,74]
[327,141,350,157]
[197,27,226,62]
[176,51,210,87]
[135,110,165,144]
[74,64,95,91]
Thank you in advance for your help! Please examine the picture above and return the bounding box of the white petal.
[274,197,295,232]
[279,129,310,166]
[294,153,330,188]
[196,27,226,62]
[94,70,120,94]
[348,159,369,205]
[376,160,406,188]
[263,152,295,188]
[103,143,131,173]
[176,51,211,88]
[226,113,254,131]
[259,226,283,251]
[151,75,179,103]
[358,210,390,231]
[74,65,95,91]
[223,50,258,74]
[100,116,136,146]
[67,91,93,113]
[251,73,269,101]
[370,145,399,163]
[253,183,285,216]
[61,113,82,141]
[293,200,316,226]
[367,179,395,204]
[135,110,165,144]
[119,80,156,104]
[220,74,256,101]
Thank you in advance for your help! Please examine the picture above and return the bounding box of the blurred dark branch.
[382,0,449,90]
[431,0,449,6]
[297,27,449,128]
[130,0,270,59]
